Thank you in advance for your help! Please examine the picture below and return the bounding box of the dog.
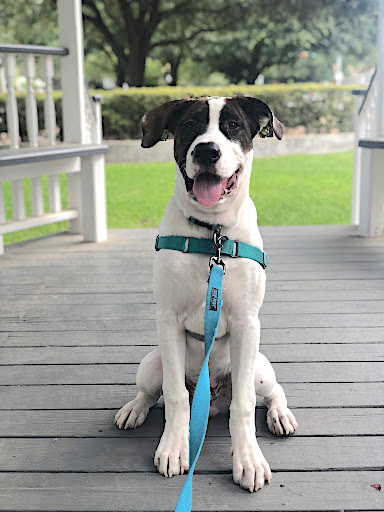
[115,96,298,493]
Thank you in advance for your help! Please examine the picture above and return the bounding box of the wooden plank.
[15,300,384,319]
[17,303,157,319]
[1,344,383,365]
[0,471,382,511]
[4,327,384,346]
[264,289,384,301]
[2,313,383,331]
[3,259,384,272]
[3,249,384,265]
[0,408,383,438]
[0,292,155,306]
[1,279,383,295]
[0,437,382,472]
[2,331,158,346]
[0,318,157,332]
[3,252,384,268]
[0,362,381,385]
[0,383,382,409]
[3,289,384,307]
[0,285,46,295]
[2,268,384,285]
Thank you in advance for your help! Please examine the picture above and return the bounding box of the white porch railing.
[351,72,377,226]
[0,0,108,255]
[352,0,384,237]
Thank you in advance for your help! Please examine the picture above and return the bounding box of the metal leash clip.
[209,225,228,273]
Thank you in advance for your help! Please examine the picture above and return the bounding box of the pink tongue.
[193,173,223,206]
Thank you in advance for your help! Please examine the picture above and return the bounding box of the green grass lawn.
[3,151,353,246]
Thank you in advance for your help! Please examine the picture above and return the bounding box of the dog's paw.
[115,398,149,429]
[154,425,189,478]
[231,441,271,492]
[267,406,298,435]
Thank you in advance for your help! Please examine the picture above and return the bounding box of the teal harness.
[155,216,267,512]
[155,217,267,269]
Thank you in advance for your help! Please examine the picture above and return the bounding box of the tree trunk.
[116,57,130,86]
[246,42,263,84]
[127,40,149,87]
[169,54,182,86]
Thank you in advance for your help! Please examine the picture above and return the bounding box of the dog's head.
[141,96,283,209]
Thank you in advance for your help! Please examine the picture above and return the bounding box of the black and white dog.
[115,96,298,492]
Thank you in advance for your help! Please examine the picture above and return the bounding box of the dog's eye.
[183,120,195,130]
[228,121,240,130]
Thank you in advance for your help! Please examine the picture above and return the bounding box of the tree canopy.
[0,0,377,87]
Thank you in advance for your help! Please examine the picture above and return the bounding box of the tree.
[195,0,377,84]
[0,0,57,46]
[82,0,245,87]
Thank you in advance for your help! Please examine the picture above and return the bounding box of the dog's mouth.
[190,169,240,206]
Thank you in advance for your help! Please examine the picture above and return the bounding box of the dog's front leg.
[154,308,189,478]
[229,316,271,492]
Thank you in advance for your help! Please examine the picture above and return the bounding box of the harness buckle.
[231,241,238,258]
[155,235,160,251]
[210,225,227,273]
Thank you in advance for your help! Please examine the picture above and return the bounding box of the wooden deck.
[0,225,383,511]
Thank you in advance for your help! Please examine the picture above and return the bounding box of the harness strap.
[155,235,267,269]
[175,263,224,511]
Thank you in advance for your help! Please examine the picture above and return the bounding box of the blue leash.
[175,262,224,512]
[155,218,267,512]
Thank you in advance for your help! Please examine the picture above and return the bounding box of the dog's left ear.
[233,95,283,140]
[141,98,194,148]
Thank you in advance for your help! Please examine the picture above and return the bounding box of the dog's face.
[142,96,283,208]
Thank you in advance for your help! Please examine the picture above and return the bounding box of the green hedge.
[0,83,358,141]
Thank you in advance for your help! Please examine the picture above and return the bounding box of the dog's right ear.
[141,99,194,148]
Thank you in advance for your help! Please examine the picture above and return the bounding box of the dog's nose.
[192,142,221,165]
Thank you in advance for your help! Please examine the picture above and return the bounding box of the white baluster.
[31,178,44,216]
[92,96,103,144]
[12,180,25,221]
[0,184,5,255]
[25,54,44,216]
[24,54,38,147]
[49,175,62,213]
[41,55,56,145]
[4,54,20,148]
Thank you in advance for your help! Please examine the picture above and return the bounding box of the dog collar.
[188,216,221,231]
[155,233,267,269]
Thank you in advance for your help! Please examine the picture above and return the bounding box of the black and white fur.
[115,96,297,493]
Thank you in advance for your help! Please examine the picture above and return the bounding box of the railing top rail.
[358,69,377,115]
[0,43,68,56]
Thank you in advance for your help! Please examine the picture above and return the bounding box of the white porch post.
[358,145,384,236]
[57,0,107,242]
[377,0,384,137]
[58,0,86,144]
[58,0,85,235]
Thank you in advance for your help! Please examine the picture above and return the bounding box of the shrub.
[0,83,357,141]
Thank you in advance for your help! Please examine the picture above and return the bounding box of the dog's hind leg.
[255,352,298,436]
[115,348,162,429]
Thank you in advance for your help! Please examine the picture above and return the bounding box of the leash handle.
[175,263,224,511]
